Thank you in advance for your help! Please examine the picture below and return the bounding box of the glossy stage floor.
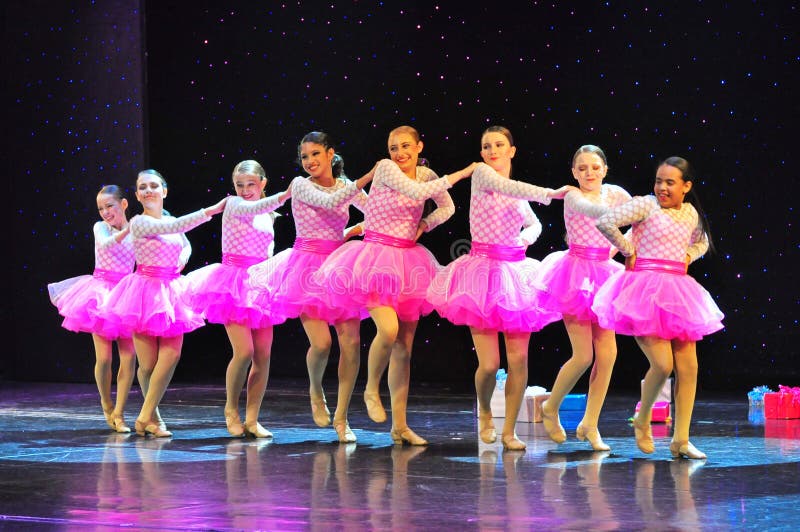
[0,379,798,531]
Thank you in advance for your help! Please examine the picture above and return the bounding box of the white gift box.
[478,385,547,422]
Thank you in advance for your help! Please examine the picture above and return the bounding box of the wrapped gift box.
[480,385,547,422]
[635,401,672,422]
[641,377,672,403]
[764,389,800,419]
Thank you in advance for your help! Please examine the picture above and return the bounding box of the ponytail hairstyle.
[482,125,515,177]
[298,131,347,180]
[659,156,715,254]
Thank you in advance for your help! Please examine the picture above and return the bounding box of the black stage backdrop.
[6,1,798,393]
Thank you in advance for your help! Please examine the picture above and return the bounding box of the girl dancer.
[427,126,569,451]
[592,156,724,459]
[103,169,227,437]
[314,125,476,445]
[48,185,137,433]
[248,132,373,443]
[535,145,632,451]
[186,160,290,439]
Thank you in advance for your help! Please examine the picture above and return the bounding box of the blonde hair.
[232,160,267,198]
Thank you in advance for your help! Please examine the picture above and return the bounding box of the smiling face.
[388,132,423,175]
[299,141,335,180]
[654,163,692,209]
[96,193,128,230]
[571,152,608,193]
[233,172,266,200]
[480,131,516,176]
[135,172,167,215]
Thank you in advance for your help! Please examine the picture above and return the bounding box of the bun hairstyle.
[298,131,347,180]
[571,144,608,168]
[136,169,170,215]
[98,184,128,214]
[233,160,268,198]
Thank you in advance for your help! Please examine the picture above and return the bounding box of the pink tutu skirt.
[248,238,368,325]
[312,231,440,322]
[185,254,273,329]
[591,258,724,341]
[102,265,206,337]
[533,245,623,323]
[48,269,130,339]
[427,242,560,333]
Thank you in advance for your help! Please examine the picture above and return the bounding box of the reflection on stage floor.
[0,380,798,530]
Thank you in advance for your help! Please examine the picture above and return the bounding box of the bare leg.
[113,336,137,423]
[470,327,500,443]
[224,323,254,435]
[388,319,427,445]
[301,316,333,426]
[501,332,531,450]
[136,334,182,425]
[244,326,273,427]
[670,340,704,458]
[332,319,361,424]
[92,334,114,424]
[365,306,399,422]
[632,335,674,453]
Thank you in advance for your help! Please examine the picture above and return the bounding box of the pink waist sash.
[92,269,128,283]
[294,237,342,255]
[568,244,611,261]
[222,253,263,268]
[634,258,686,275]
[470,242,526,262]
[364,231,415,249]
[136,265,180,279]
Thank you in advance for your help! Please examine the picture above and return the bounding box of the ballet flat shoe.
[310,396,331,427]
[135,419,172,438]
[103,408,115,430]
[478,413,497,444]
[333,420,357,443]
[631,416,654,454]
[670,440,706,460]
[501,433,526,451]
[244,421,273,439]
[224,410,245,437]
[364,391,387,423]
[576,423,611,451]
[111,416,131,434]
[540,400,567,443]
[390,427,428,446]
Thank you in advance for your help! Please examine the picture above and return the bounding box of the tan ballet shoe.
[631,416,654,454]
[134,419,172,438]
[576,423,611,451]
[333,420,357,443]
[670,440,706,460]
[224,409,245,437]
[310,395,331,427]
[541,400,567,443]
[478,412,497,444]
[111,416,131,434]
[102,407,114,430]
[364,391,387,423]
[244,421,273,439]
[501,433,526,451]
[390,427,428,446]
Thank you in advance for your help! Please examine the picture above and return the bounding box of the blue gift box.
[559,394,587,412]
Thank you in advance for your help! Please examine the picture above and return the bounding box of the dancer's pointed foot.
[364,391,387,423]
[576,423,611,451]
[631,416,654,454]
[541,400,567,443]
[224,409,245,437]
[478,412,497,444]
[310,395,331,427]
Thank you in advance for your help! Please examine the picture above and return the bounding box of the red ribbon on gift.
[778,385,800,406]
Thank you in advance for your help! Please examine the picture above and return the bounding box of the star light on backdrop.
[7,1,797,389]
